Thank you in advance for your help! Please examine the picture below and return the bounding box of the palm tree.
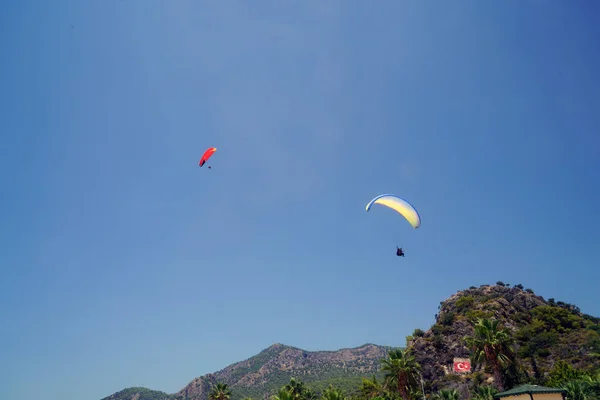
[380,348,421,400]
[359,376,385,399]
[209,382,232,400]
[562,380,592,400]
[471,385,498,400]
[285,378,306,400]
[284,378,317,400]
[464,318,515,391]
[408,387,424,400]
[321,385,347,400]
[431,389,459,400]
[272,388,296,400]
[304,388,318,400]
[582,372,600,398]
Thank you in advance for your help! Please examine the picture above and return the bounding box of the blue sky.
[1,1,600,399]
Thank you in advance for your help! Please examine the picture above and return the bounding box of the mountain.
[101,387,175,400]
[407,282,600,397]
[174,343,393,400]
[101,282,600,400]
[101,343,394,400]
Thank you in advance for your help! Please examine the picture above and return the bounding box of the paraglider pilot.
[396,247,405,257]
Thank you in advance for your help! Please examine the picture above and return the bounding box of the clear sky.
[1,1,599,399]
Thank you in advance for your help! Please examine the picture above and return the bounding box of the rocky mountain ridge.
[102,343,393,400]
[174,343,392,400]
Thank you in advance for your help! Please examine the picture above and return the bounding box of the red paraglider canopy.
[199,147,217,167]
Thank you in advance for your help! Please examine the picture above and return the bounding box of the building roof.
[494,384,566,398]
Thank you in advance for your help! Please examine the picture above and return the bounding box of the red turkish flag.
[453,359,471,373]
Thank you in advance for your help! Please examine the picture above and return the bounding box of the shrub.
[471,372,487,385]
[466,310,494,322]
[432,334,444,349]
[586,323,600,334]
[510,311,531,324]
[586,331,600,353]
[440,312,456,326]
[538,348,551,358]
[531,305,584,333]
[442,374,461,383]
[583,314,600,324]
[413,328,425,337]
[455,296,475,312]
[546,361,587,387]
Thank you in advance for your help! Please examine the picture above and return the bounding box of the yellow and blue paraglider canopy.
[365,194,421,229]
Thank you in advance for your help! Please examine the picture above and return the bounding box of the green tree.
[272,388,295,400]
[283,377,319,400]
[209,383,232,400]
[582,372,600,398]
[305,389,319,400]
[380,348,421,400]
[463,318,516,391]
[562,380,592,400]
[471,385,498,400]
[285,378,307,400]
[321,385,347,400]
[546,361,587,387]
[431,389,458,400]
[412,329,425,337]
[516,321,558,384]
[358,376,385,400]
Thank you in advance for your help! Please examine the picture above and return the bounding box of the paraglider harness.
[396,247,405,257]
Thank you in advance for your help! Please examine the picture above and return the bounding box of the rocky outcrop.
[407,283,600,394]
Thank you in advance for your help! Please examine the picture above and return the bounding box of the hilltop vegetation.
[102,387,175,400]
[102,282,600,400]
[407,282,600,396]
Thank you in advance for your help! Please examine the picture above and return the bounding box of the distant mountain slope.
[102,387,174,400]
[174,343,393,400]
[101,343,393,400]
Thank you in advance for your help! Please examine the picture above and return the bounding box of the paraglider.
[365,194,421,257]
[365,194,421,228]
[396,247,405,257]
[199,147,217,168]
